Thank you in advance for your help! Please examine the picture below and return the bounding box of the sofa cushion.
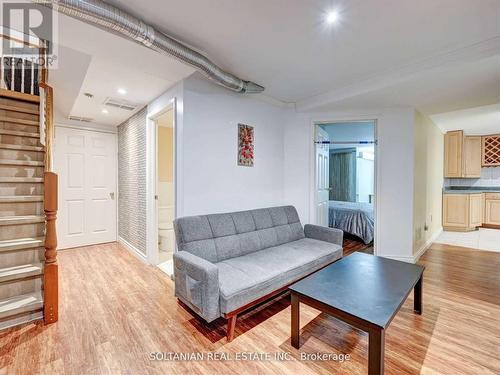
[231,211,256,233]
[207,214,236,237]
[217,238,343,313]
[251,208,274,229]
[174,206,305,262]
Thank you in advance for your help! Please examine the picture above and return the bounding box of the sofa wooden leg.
[227,315,237,342]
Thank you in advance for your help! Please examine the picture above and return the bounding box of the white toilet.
[158,206,175,252]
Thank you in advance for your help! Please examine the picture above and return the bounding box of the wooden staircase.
[0,92,45,327]
[0,47,58,328]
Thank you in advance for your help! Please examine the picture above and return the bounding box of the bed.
[328,201,374,244]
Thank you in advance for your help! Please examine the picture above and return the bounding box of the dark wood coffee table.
[289,252,424,375]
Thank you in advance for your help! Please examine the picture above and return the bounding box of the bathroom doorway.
[154,107,175,275]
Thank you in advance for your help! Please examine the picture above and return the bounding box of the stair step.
[0,237,44,252]
[0,104,39,115]
[0,129,40,138]
[0,195,43,203]
[0,89,40,103]
[0,143,44,152]
[0,215,45,225]
[0,291,43,319]
[0,159,44,166]
[0,176,43,183]
[0,116,39,126]
[0,263,43,283]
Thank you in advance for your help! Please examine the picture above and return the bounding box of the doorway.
[313,120,377,255]
[153,107,175,275]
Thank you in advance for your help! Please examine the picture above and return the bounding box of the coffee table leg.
[414,275,423,314]
[368,327,385,375]
[291,292,300,348]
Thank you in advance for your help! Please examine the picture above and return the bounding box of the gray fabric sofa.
[173,205,343,341]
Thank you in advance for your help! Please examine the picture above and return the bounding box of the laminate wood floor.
[1,242,499,374]
[342,234,373,256]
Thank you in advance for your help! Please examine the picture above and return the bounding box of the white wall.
[143,75,290,263]
[142,74,419,263]
[180,74,288,215]
[284,108,416,262]
[413,111,444,259]
[356,157,374,203]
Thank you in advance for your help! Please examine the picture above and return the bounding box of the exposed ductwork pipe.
[34,0,265,93]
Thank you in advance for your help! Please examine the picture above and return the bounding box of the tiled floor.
[436,228,500,252]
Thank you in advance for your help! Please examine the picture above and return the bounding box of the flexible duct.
[35,0,264,93]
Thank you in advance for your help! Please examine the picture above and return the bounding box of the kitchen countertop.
[443,187,500,194]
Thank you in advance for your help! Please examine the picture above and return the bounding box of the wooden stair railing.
[0,32,41,96]
[40,67,58,323]
[44,171,58,323]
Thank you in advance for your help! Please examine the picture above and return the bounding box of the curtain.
[330,149,356,202]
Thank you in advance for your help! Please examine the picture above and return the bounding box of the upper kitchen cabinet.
[463,136,482,177]
[482,134,500,167]
[444,131,481,178]
[444,130,463,177]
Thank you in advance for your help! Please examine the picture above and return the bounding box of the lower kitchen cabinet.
[484,193,500,227]
[443,193,483,231]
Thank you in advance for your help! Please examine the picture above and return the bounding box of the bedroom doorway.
[313,120,377,255]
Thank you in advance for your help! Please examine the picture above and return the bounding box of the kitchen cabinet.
[463,136,482,178]
[444,131,481,178]
[444,131,463,178]
[469,194,483,228]
[484,193,500,227]
[482,134,500,167]
[443,193,483,231]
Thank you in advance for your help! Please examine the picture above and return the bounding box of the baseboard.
[118,236,148,264]
[381,255,415,263]
[413,228,443,263]
[380,228,443,264]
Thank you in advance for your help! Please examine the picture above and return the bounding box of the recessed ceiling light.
[326,10,339,24]
[117,88,127,95]
[102,108,109,114]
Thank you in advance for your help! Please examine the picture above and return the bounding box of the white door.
[315,126,330,226]
[54,127,117,249]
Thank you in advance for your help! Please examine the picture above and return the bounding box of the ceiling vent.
[103,97,139,111]
[68,115,94,123]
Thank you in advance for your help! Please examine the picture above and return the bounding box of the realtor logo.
[1,1,57,65]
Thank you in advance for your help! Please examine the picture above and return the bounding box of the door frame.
[310,117,379,255]
[53,124,118,249]
[146,98,178,265]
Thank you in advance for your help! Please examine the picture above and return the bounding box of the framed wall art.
[238,123,254,167]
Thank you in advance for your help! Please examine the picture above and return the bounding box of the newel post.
[44,171,58,324]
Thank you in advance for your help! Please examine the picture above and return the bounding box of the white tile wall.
[444,167,500,187]
[117,107,147,255]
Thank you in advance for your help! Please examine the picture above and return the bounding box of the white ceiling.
[50,12,194,126]
[431,103,500,135]
[108,0,500,112]
[48,0,500,125]
[304,55,500,114]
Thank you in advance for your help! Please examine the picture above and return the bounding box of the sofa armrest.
[173,251,220,322]
[304,224,343,246]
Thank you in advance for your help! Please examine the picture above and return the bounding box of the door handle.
[110,192,115,200]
